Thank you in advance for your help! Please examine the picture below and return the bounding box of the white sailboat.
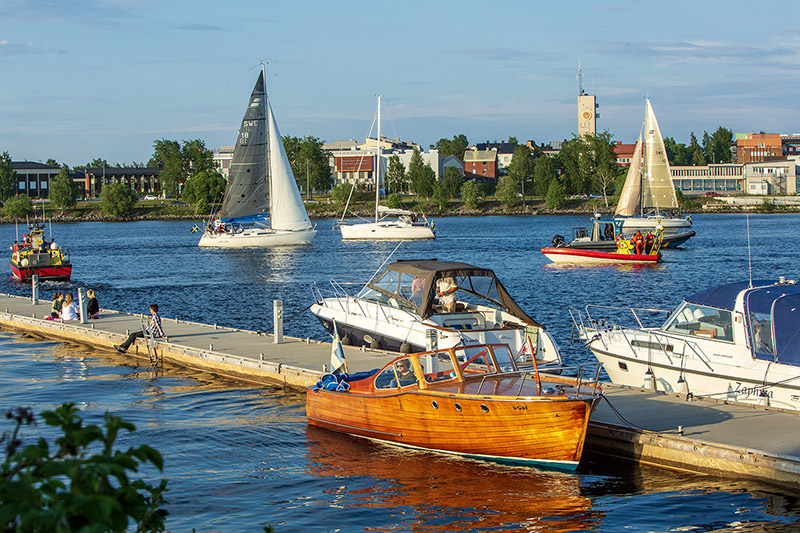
[198,66,316,248]
[338,96,435,241]
[614,98,693,236]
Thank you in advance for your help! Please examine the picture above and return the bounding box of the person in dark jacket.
[86,289,100,318]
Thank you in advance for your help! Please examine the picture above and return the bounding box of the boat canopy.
[363,259,541,325]
[686,280,800,366]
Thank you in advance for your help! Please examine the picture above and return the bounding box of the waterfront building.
[670,160,798,196]
[614,142,637,168]
[734,133,783,164]
[79,167,162,198]
[463,149,498,182]
[11,161,59,199]
[212,146,235,179]
[474,142,516,171]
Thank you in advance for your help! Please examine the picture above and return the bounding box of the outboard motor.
[551,234,566,247]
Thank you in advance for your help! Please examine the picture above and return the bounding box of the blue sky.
[2,0,799,167]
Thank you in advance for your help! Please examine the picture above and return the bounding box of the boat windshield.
[663,302,733,341]
[421,350,457,384]
[456,344,516,375]
[374,357,418,389]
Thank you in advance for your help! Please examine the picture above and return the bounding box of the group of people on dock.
[48,289,99,321]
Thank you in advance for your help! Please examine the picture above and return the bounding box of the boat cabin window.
[663,303,733,341]
[490,345,516,372]
[422,350,457,384]
[374,358,417,389]
[447,275,503,312]
[749,312,774,355]
[459,346,495,375]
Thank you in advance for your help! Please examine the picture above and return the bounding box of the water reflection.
[304,426,599,531]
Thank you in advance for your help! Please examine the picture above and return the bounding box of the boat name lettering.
[734,382,772,398]
[512,405,528,411]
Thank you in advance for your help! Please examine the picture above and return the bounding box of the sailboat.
[614,98,693,236]
[338,96,435,240]
[198,66,316,247]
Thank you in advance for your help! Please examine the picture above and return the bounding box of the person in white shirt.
[60,293,79,321]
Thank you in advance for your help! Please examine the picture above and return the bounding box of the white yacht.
[310,259,561,365]
[572,278,800,410]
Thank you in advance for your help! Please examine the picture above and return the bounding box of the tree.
[100,183,138,216]
[431,181,449,209]
[181,171,226,205]
[496,175,521,208]
[385,155,407,193]
[692,147,706,166]
[45,158,59,166]
[442,166,462,199]
[180,139,215,177]
[407,149,435,198]
[533,155,557,197]
[87,158,109,169]
[461,180,483,209]
[2,194,33,218]
[545,180,566,209]
[149,139,183,198]
[331,183,351,204]
[283,136,333,195]
[0,152,17,201]
[50,165,79,210]
[506,145,534,200]
[434,134,469,161]
[705,127,733,164]
[558,131,617,195]
[664,137,693,166]
[1,404,168,531]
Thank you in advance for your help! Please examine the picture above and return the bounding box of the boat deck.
[0,292,798,487]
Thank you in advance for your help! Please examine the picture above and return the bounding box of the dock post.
[77,288,87,324]
[273,300,283,344]
[31,275,39,304]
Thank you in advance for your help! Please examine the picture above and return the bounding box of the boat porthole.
[454,402,462,412]
[431,400,438,410]
[480,404,489,413]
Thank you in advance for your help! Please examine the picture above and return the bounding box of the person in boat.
[632,230,644,255]
[60,294,79,321]
[86,289,100,319]
[394,358,417,386]
[50,292,64,319]
[115,303,165,353]
[410,276,425,305]
[604,223,615,240]
[644,231,655,254]
[436,276,458,313]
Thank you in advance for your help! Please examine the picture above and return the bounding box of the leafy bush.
[1,194,34,218]
[461,180,484,209]
[1,403,168,531]
[385,193,402,209]
[100,184,138,216]
[195,198,211,215]
[545,180,566,209]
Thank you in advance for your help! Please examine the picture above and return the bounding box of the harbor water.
[1,213,799,531]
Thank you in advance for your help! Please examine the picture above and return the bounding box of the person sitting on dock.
[86,289,100,319]
[50,292,63,319]
[60,294,79,321]
[115,304,165,353]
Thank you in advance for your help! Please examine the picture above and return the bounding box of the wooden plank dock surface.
[1,293,798,488]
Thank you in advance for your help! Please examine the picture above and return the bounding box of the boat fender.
[370,339,382,350]
[341,335,352,346]
[50,242,58,250]
[400,341,411,354]
[20,258,29,268]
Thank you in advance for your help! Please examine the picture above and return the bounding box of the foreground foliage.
[1,403,168,532]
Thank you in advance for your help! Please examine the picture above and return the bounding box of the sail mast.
[375,95,381,224]
[262,63,272,222]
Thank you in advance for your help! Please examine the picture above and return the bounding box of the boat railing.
[474,363,603,398]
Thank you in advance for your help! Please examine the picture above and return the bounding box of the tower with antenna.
[577,59,598,136]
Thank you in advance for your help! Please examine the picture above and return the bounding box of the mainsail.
[218,71,270,221]
[614,133,642,217]
[642,98,679,212]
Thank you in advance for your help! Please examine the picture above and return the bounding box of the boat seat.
[694,328,716,338]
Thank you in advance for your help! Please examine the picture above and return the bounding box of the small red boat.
[307,343,603,471]
[542,226,663,265]
[10,223,72,282]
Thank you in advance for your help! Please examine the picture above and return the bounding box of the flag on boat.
[330,321,346,374]
[515,335,536,363]
[190,224,201,234]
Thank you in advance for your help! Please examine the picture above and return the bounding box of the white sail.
[642,98,679,212]
[267,100,313,232]
[614,133,642,217]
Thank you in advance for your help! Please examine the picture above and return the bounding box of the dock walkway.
[1,293,798,487]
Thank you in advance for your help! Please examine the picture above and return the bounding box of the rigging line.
[747,214,753,288]
[283,302,315,324]
[340,111,379,224]
[380,96,400,144]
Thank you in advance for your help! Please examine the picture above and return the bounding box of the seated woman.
[60,294,79,321]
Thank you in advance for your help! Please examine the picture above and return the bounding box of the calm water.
[1,214,799,531]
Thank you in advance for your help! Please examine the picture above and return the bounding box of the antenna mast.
[577,58,584,96]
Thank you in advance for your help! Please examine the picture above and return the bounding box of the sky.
[2,0,799,167]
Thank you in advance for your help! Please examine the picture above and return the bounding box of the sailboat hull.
[198,227,317,247]
[340,221,435,240]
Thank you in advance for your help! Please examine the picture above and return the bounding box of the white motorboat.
[614,98,693,237]
[198,65,316,248]
[337,96,435,241]
[310,259,561,365]
[571,278,800,410]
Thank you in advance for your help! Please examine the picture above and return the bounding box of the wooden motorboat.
[542,226,663,265]
[10,222,71,282]
[306,343,603,471]
[573,278,800,411]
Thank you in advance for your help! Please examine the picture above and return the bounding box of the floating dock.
[0,293,798,488]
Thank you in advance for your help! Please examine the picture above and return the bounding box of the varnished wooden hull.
[306,386,595,471]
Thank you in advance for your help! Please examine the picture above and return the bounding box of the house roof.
[12,161,59,171]
[464,150,497,163]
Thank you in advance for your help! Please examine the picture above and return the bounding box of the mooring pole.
[273,300,283,344]
[31,274,39,305]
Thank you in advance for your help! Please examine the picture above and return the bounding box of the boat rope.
[283,303,315,324]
